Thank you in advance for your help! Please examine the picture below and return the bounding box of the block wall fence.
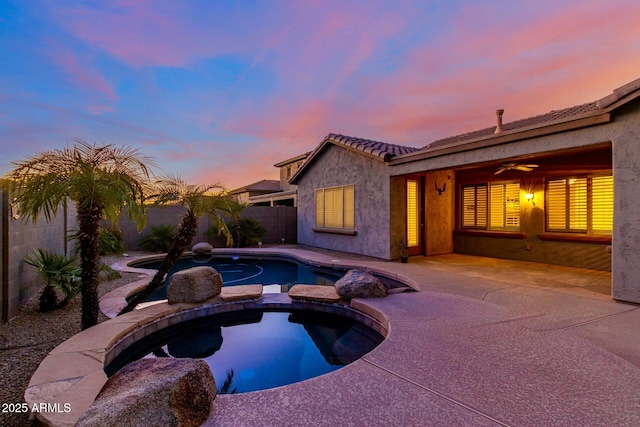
[0,203,295,321]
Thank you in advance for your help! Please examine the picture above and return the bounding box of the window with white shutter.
[462,182,519,230]
[546,175,612,234]
[315,185,355,230]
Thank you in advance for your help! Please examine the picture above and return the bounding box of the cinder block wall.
[2,201,72,320]
[119,205,297,251]
[1,201,293,320]
[241,206,297,244]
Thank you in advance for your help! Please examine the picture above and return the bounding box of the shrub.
[24,249,81,311]
[207,218,266,248]
[234,218,266,247]
[69,225,127,256]
[98,225,127,255]
[138,224,177,253]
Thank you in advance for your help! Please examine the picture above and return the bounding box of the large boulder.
[167,266,222,304]
[76,358,216,427]
[192,242,213,254]
[334,269,388,300]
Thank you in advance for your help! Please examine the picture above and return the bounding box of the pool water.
[107,309,384,394]
[133,256,399,302]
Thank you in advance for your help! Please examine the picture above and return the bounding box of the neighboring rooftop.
[274,152,311,167]
[228,179,282,195]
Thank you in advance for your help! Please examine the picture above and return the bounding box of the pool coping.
[24,248,402,426]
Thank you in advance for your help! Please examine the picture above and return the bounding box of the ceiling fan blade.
[515,166,533,171]
[494,168,506,175]
[522,164,539,168]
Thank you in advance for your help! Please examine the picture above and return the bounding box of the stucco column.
[612,115,640,303]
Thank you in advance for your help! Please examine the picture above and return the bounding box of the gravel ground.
[0,271,141,427]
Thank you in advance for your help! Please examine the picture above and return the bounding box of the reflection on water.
[139,257,339,302]
[115,310,383,394]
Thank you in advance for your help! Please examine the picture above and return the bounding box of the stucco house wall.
[610,102,640,302]
[388,176,407,259]
[296,144,392,259]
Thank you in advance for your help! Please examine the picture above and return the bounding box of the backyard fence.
[0,190,77,321]
[0,200,296,321]
[118,205,297,251]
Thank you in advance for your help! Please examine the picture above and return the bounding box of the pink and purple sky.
[1,1,639,189]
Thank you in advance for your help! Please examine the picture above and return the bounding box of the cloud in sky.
[1,0,639,188]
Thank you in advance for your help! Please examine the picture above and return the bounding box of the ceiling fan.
[495,162,539,174]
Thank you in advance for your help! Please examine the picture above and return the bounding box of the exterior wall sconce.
[525,192,535,206]
[435,181,446,195]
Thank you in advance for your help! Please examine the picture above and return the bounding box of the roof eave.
[597,77,640,110]
[289,139,330,185]
[273,152,311,167]
[289,136,392,184]
[390,111,612,166]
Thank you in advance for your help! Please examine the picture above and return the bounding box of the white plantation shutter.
[591,175,613,233]
[505,183,520,228]
[316,189,324,228]
[569,178,587,231]
[547,176,609,234]
[547,179,567,231]
[462,186,476,227]
[490,182,520,229]
[406,180,419,247]
[343,185,354,229]
[324,187,343,228]
[315,185,355,230]
[462,185,487,228]
[489,183,505,229]
[476,185,487,227]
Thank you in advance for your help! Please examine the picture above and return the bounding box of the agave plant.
[24,248,81,311]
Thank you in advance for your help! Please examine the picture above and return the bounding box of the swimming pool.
[106,308,384,394]
[132,255,405,302]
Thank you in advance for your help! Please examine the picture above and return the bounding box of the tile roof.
[273,151,311,167]
[325,133,420,160]
[425,101,601,149]
[229,179,281,195]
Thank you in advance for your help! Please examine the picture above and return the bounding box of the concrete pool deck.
[25,247,640,426]
[202,248,640,426]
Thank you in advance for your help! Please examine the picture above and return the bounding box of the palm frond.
[148,174,226,216]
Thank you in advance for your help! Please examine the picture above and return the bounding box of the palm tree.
[124,175,232,309]
[6,140,153,329]
[219,199,249,248]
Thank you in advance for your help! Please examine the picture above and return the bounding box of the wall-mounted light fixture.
[525,192,535,206]
[435,181,446,196]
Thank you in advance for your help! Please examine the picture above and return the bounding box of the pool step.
[288,284,341,303]
[220,284,263,301]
